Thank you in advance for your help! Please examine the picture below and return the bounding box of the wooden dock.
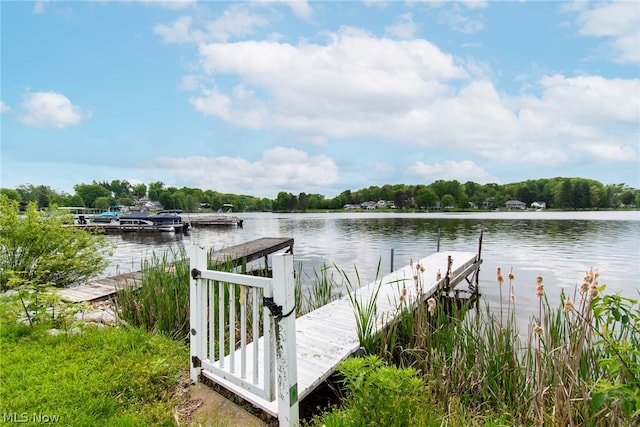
[57,237,294,303]
[198,250,482,417]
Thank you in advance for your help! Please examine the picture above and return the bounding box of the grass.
[310,264,639,426]
[0,320,188,426]
[117,248,191,341]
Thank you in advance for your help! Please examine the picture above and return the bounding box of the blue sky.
[1,0,639,198]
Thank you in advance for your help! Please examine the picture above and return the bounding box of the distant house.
[506,200,527,209]
[531,201,546,209]
[360,201,377,210]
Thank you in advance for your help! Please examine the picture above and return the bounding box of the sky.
[1,0,639,199]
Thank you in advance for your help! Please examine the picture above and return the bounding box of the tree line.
[1,177,638,213]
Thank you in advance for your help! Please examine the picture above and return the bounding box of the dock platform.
[57,237,294,303]
[199,250,481,417]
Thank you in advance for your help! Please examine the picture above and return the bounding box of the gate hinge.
[191,356,201,368]
[191,268,201,280]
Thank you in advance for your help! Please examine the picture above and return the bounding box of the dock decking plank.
[204,250,480,417]
[57,237,294,303]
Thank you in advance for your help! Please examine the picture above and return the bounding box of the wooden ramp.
[200,250,481,417]
[57,237,294,303]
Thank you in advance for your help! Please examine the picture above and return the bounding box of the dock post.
[390,248,394,273]
[189,244,208,384]
[437,228,441,252]
[272,254,299,426]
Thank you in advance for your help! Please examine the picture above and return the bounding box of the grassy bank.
[0,319,188,426]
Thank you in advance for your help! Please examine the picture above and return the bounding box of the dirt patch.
[173,375,271,427]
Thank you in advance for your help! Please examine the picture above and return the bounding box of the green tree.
[63,194,85,207]
[148,181,164,201]
[0,188,21,202]
[132,183,147,199]
[0,196,111,290]
[415,188,438,210]
[441,194,455,209]
[94,196,112,212]
[74,184,111,208]
[556,179,574,209]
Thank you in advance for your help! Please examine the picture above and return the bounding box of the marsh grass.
[319,261,639,426]
[341,259,383,355]
[117,248,192,341]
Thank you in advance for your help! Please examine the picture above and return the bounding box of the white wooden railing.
[189,244,298,426]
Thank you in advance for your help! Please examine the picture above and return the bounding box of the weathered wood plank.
[201,250,481,417]
[57,237,293,303]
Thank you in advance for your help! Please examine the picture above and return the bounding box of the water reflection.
[103,211,640,324]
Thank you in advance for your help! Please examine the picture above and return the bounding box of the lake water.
[103,210,640,322]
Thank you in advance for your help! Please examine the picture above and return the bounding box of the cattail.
[511,293,516,302]
[399,287,407,303]
[497,267,504,285]
[427,297,436,315]
[563,298,574,313]
[508,269,515,281]
[436,269,442,281]
[535,275,544,297]
[409,258,413,267]
[534,324,543,335]
[580,279,589,293]
[419,263,425,273]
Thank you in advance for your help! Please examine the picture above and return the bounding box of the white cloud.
[407,160,498,184]
[154,16,201,44]
[569,1,640,64]
[385,13,419,40]
[0,101,10,113]
[182,27,637,169]
[139,0,196,10]
[139,147,338,196]
[284,0,313,20]
[33,1,48,14]
[155,4,270,44]
[20,91,91,129]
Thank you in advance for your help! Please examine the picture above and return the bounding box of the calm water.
[103,211,640,322]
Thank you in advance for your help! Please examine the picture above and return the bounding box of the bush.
[0,195,111,290]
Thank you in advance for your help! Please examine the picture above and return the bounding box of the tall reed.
[117,248,191,341]
[341,261,638,425]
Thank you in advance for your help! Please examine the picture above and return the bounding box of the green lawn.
[0,321,188,426]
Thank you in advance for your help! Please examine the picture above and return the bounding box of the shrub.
[0,195,111,290]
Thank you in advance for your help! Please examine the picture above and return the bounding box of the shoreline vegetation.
[1,195,638,425]
[1,176,638,214]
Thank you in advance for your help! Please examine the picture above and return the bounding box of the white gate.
[189,244,298,426]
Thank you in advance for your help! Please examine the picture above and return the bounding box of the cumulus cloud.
[139,147,338,196]
[407,160,498,184]
[20,91,91,129]
[283,0,313,20]
[154,4,269,44]
[0,101,10,113]
[385,13,419,40]
[182,25,638,167]
[567,1,640,64]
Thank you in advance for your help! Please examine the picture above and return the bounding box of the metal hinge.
[191,356,201,368]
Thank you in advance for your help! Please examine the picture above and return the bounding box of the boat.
[190,204,244,227]
[118,211,187,233]
[91,205,123,224]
